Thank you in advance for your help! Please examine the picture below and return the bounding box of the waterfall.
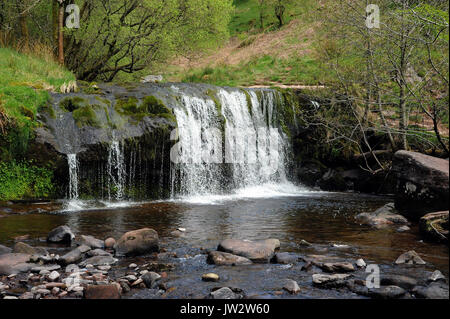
[107,139,126,200]
[67,154,79,200]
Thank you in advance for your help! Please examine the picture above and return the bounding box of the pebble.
[202,273,220,282]
[428,270,446,283]
[356,258,366,268]
[282,279,300,294]
[48,271,60,281]
[97,265,111,271]
[39,269,50,276]
[128,263,138,269]
[124,275,137,282]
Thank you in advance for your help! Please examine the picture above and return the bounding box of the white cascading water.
[107,139,126,200]
[67,154,79,200]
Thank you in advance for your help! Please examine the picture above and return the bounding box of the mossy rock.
[73,105,101,128]
[115,97,140,115]
[60,96,88,112]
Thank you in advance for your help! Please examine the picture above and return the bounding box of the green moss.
[206,89,222,114]
[72,105,100,128]
[60,96,88,112]
[142,96,176,123]
[241,89,253,116]
[115,97,140,115]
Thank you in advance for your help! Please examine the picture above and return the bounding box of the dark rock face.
[393,151,449,219]
[419,211,449,244]
[114,228,159,257]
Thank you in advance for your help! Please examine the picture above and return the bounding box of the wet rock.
[272,252,299,264]
[104,237,116,249]
[79,256,117,267]
[397,225,411,232]
[368,285,406,299]
[413,282,449,299]
[47,271,60,282]
[419,211,448,244]
[380,275,417,290]
[209,287,239,299]
[79,235,104,249]
[0,245,12,255]
[31,264,61,273]
[97,265,111,271]
[299,239,312,247]
[19,292,34,300]
[393,151,449,218]
[114,228,159,257]
[320,262,355,273]
[207,251,252,266]
[395,250,426,265]
[47,225,75,244]
[282,279,300,294]
[217,239,280,263]
[3,296,18,300]
[87,249,111,257]
[85,284,120,299]
[170,230,184,237]
[77,244,91,254]
[0,253,32,275]
[60,248,83,265]
[312,274,351,288]
[356,259,366,268]
[428,270,446,283]
[12,242,47,256]
[65,264,79,273]
[141,271,161,288]
[355,203,408,229]
[202,273,220,282]
[128,263,138,269]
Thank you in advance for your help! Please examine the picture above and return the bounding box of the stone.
[419,211,448,244]
[39,269,50,276]
[47,225,75,244]
[60,248,83,265]
[13,242,48,256]
[393,151,449,218]
[355,203,409,229]
[85,284,121,299]
[0,253,32,275]
[395,250,426,265]
[97,265,111,271]
[31,264,61,273]
[0,245,12,255]
[48,271,60,281]
[104,237,116,249]
[320,262,355,273]
[356,259,366,268]
[413,282,449,299]
[114,228,159,257]
[124,275,137,282]
[202,273,220,282]
[207,251,252,266]
[141,271,161,288]
[79,235,104,249]
[128,263,138,269]
[217,239,280,263]
[87,249,111,257]
[299,240,312,247]
[282,279,300,294]
[79,256,117,267]
[77,244,91,254]
[3,296,18,299]
[19,292,34,299]
[141,75,163,83]
[368,285,406,299]
[312,274,351,288]
[428,270,446,283]
[380,275,417,290]
[209,287,239,299]
[272,252,299,264]
[65,264,79,273]
[397,225,411,232]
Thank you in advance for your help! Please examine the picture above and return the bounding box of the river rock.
[0,245,12,255]
[31,264,61,273]
[395,250,426,265]
[209,287,239,299]
[60,248,83,265]
[413,282,449,299]
[79,235,104,249]
[393,151,449,218]
[104,237,116,249]
[380,275,417,290]
[13,242,48,256]
[282,279,300,294]
[217,239,280,263]
[114,228,159,257]
[428,270,446,283]
[202,273,220,282]
[312,274,351,288]
[397,225,411,232]
[0,253,32,275]
[80,256,117,267]
[355,203,408,229]
[207,251,252,266]
[356,259,366,268]
[87,249,111,257]
[47,271,60,281]
[320,262,355,273]
[272,252,299,264]
[419,211,448,244]
[141,271,161,288]
[368,285,406,299]
[47,225,75,244]
[85,284,120,299]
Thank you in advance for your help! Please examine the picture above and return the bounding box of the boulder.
[47,225,75,244]
[114,228,159,257]
[209,287,239,299]
[428,270,446,283]
[13,242,48,256]
[79,256,117,267]
[217,239,280,263]
[419,211,448,244]
[312,273,351,288]
[0,245,12,255]
[282,279,300,294]
[355,203,408,229]
[104,237,116,249]
[393,151,449,219]
[207,251,252,266]
[85,285,120,299]
[60,248,83,265]
[87,249,111,257]
[368,285,406,299]
[141,272,161,288]
[0,253,32,275]
[272,252,299,264]
[380,275,417,290]
[413,282,449,299]
[78,235,104,249]
[319,262,355,273]
[395,250,426,265]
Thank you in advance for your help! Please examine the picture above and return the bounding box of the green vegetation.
[0,161,55,200]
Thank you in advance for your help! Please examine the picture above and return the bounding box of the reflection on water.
[0,192,448,275]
